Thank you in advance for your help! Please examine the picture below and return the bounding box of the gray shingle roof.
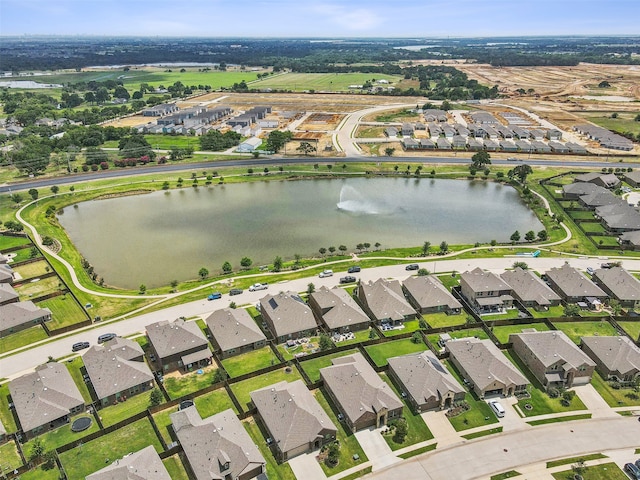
[171,407,265,480]
[562,182,606,197]
[260,291,317,338]
[545,264,607,299]
[320,353,402,426]
[581,336,640,376]
[0,301,51,332]
[206,308,266,352]
[358,278,416,322]
[309,287,370,330]
[446,338,528,391]
[593,267,640,303]
[510,331,596,369]
[146,318,209,360]
[83,337,154,400]
[86,446,171,480]
[461,267,511,294]
[388,351,464,406]
[9,362,84,432]
[500,268,561,306]
[403,275,462,311]
[0,283,18,304]
[250,380,336,453]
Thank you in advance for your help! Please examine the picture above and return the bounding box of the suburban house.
[83,337,154,406]
[9,362,84,439]
[236,136,263,153]
[171,407,265,480]
[308,286,370,334]
[142,103,179,117]
[510,331,595,389]
[357,278,418,325]
[544,264,608,308]
[500,268,561,312]
[460,267,514,314]
[250,380,337,462]
[580,336,640,382]
[320,353,403,433]
[387,351,465,412]
[595,203,640,233]
[401,123,414,136]
[446,337,529,398]
[591,266,640,310]
[0,263,15,283]
[259,291,318,343]
[385,127,398,137]
[0,283,18,306]
[619,230,640,250]
[562,182,606,200]
[574,172,621,189]
[206,308,267,358]
[546,129,563,140]
[0,301,52,337]
[86,446,171,480]
[146,318,212,373]
[624,170,640,188]
[402,275,462,315]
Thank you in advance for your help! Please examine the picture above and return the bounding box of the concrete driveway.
[354,425,401,471]
[573,383,618,418]
[493,397,528,432]
[420,410,461,447]
[288,451,327,480]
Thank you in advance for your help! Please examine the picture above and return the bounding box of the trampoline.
[71,416,92,432]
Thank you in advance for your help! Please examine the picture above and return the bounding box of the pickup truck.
[207,292,222,300]
[249,283,268,292]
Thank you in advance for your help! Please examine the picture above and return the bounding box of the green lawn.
[250,72,404,92]
[23,413,100,452]
[426,327,489,349]
[0,440,22,470]
[547,453,607,468]
[591,236,620,247]
[569,211,596,220]
[382,319,422,337]
[480,309,522,321]
[490,471,521,480]
[14,276,62,300]
[277,336,321,361]
[0,324,48,354]
[230,366,304,410]
[65,357,93,403]
[551,321,618,344]
[398,444,437,459]
[336,328,378,346]
[193,387,239,418]
[590,371,640,407]
[98,392,153,427]
[243,418,297,480]
[530,305,565,319]
[422,312,466,329]
[461,426,503,440]
[300,348,359,382]
[38,294,89,326]
[0,383,18,433]
[365,337,428,367]
[59,418,163,480]
[17,467,61,480]
[314,389,368,475]
[163,367,219,400]
[221,347,280,378]
[552,462,628,480]
[0,235,31,250]
[490,322,551,344]
[162,455,190,480]
[152,405,179,444]
[8,246,41,263]
[379,372,434,450]
[13,260,51,279]
[617,321,640,341]
[528,413,592,426]
[580,223,606,234]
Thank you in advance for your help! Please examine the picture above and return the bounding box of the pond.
[58,177,543,288]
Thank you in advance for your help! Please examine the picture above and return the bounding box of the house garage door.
[484,388,503,397]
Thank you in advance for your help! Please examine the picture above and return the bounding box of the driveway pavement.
[288,451,327,480]
[420,411,460,447]
[573,383,618,418]
[493,396,528,432]
[354,426,400,471]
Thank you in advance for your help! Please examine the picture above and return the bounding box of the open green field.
[163,367,219,400]
[0,440,22,471]
[243,418,296,480]
[586,113,640,136]
[230,366,304,410]
[250,72,404,92]
[0,324,48,354]
[490,322,551,344]
[38,294,89,326]
[59,418,163,480]
[423,312,467,329]
[552,462,627,480]
[98,392,153,427]
[551,321,618,344]
[365,337,428,367]
[14,276,62,300]
[300,348,359,382]
[590,371,640,407]
[26,69,260,90]
[617,321,640,341]
[221,347,280,378]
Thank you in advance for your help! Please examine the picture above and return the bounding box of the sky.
[0,0,638,37]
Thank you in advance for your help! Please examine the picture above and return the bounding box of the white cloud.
[310,3,382,31]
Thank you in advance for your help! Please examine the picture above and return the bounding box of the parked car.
[319,269,333,278]
[340,276,356,284]
[489,400,506,418]
[625,463,640,480]
[97,333,117,344]
[207,292,222,300]
[507,157,518,161]
[72,341,90,352]
[601,262,613,269]
[586,267,594,275]
[249,283,268,292]
[405,264,419,271]
[348,266,361,273]
[229,288,243,296]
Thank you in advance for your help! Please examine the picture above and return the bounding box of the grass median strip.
[527,413,592,426]
[398,443,438,459]
[461,426,503,440]
[546,453,607,469]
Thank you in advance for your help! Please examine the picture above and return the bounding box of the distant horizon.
[1,0,638,37]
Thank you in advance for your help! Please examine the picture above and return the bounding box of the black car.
[405,264,419,271]
[625,463,640,480]
[229,288,243,296]
[340,276,357,284]
[97,333,117,343]
[348,266,361,273]
[72,341,90,352]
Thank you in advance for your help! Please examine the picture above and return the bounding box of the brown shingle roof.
[546,264,607,298]
[260,291,317,338]
[510,331,596,369]
[500,268,561,306]
[206,308,266,352]
[581,336,640,377]
[86,446,171,480]
[309,287,370,330]
[0,301,51,332]
[146,318,209,360]
[358,278,416,322]
[403,275,462,311]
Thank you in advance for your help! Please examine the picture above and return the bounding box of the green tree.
[470,151,491,170]
[294,253,301,265]
[50,185,60,195]
[512,261,529,270]
[328,246,336,254]
[411,331,422,344]
[149,388,164,407]
[417,268,430,276]
[296,141,316,155]
[393,418,408,443]
[139,284,147,294]
[418,318,428,330]
[273,256,283,272]
[266,130,293,153]
[563,304,580,317]
[319,247,327,256]
[170,279,179,291]
[537,230,548,241]
[369,329,377,339]
[213,369,226,383]
[510,230,521,243]
[28,437,45,462]
[28,188,39,200]
[10,193,23,204]
[363,242,371,251]
[319,334,333,351]
[222,261,232,274]
[421,241,431,256]
[524,230,536,242]
[375,242,381,250]
[439,241,449,254]
[635,114,640,122]
[240,257,253,269]
[384,147,396,156]
[11,136,52,175]
[608,299,622,316]
[338,245,347,254]
[198,267,209,280]
[326,441,340,467]
[513,163,533,183]
[307,283,315,295]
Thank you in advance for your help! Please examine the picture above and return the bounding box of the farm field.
[250,72,405,92]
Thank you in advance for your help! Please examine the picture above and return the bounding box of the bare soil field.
[298,113,345,131]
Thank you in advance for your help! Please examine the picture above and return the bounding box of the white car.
[319,269,333,278]
[248,283,268,292]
